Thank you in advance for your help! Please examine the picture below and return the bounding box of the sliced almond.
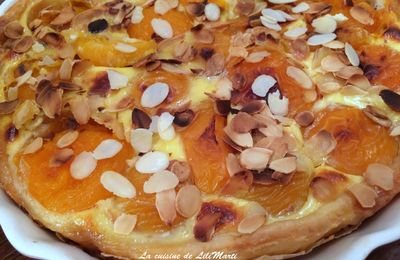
[50,7,75,26]
[363,105,391,127]
[347,74,370,89]
[237,202,267,234]
[295,111,315,127]
[158,112,175,132]
[204,3,221,21]
[141,82,170,108]
[101,171,136,198]
[323,40,345,49]
[239,147,273,170]
[107,70,129,89]
[245,51,270,63]
[170,160,191,182]
[23,137,43,154]
[304,130,336,164]
[310,176,337,202]
[226,153,243,176]
[267,91,289,116]
[231,112,261,133]
[350,5,374,25]
[135,151,170,174]
[69,96,90,125]
[269,157,297,174]
[214,78,233,100]
[335,66,364,79]
[175,185,202,218]
[154,0,179,15]
[13,36,33,53]
[251,74,276,97]
[348,183,377,208]
[193,207,221,242]
[268,0,296,3]
[59,59,73,80]
[260,16,281,31]
[221,171,253,194]
[286,66,313,89]
[57,131,79,148]
[311,15,337,34]
[224,125,253,148]
[284,27,307,39]
[70,151,97,179]
[241,100,266,114]
[364,163,394,191]
[131,6,144,24]
[307,33,336,46]
[292,2,310,13]
[321,54,346,72]
[114,214,137,235]
[49,148,74,167]
[156,189,177,225]
[151,18,173,39]
[114,43,137,53]
[130,128,153,153]
[4,21,24,39]
[344,42,360,67]
[143,170,179,193]
[93,139,123,160]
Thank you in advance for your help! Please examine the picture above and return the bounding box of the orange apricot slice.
[305,106,398,175]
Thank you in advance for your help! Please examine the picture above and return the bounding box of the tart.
[1,0,400,258]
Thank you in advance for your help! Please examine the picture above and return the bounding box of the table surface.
[0,227,400,260]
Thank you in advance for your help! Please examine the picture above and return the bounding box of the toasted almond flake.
[4,21,23,39]
[284,27,307,39]
[268,91,289,116]
[114,214,137,235]
[158,112,175,132]
[57,131,79,148]
[175,185,202,217]
[149,115,160,133]
[130,128,153,153]
[295,110,314,127]
[135,151,169,174]
[32,42,45,53]
[321,54,346,72]
[59,59,73,81]
[238,202,267,234]
[23,137,43,154]
[286,66,313,89]
[260,16,281,31]
[224,125,253,148]
[101,171,136,198]
[390,125,400,136]
[231,112,262,133]
[107,70,129,90]
[141,82,170,108]
[350,5,374,25]
[93,139,123,160]
[262,8,285,22]
[335,66,363,79]
[204,3,221,21]
[245,51,270,63]
[344,42,360,67]
[156,189,177,225]
[240,147,273,170]
[311,15,337,34]
[170,160,191,182]
[131,6,144,24]
[304,130,336,164]
[114,43,137,53]
[347,74,370,89]
[16,70,32,87]
[269,157,297,173]
[40,56,56,66]
[318,81,342,94]
[307,33,336,46]
[323,40,345,49]
[151,18,173,39]
[143,170,179,193]
[154,0,179,15]
[49,148,74,167]
[215,78,233,100]
[13,36,33,53]
[70,151,97,179]
[348,183,377,208]
[251,74,277,97]
[268,0,296,4]
[50,7,74,25]
[276,10,294,21]
[226,153,243,176]
[364,163,394,191]
[292,2,310,13]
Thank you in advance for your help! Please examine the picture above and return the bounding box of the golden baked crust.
[1,0,400,259]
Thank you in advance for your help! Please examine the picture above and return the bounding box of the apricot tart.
[1,0,400,258]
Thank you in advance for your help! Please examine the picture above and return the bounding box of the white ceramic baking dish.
[1,0,400,259]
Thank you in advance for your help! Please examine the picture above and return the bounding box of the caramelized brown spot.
[221,171,253,194]
[214,100,231,116]
[173,109,195,127]
[185,2,205,17]
[200,116,217,144]
[240,100,266,114]
[89,72,111,97]
[132,108,151,129]
[362,64,380,80]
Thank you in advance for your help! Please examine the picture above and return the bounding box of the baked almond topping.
[12,36,33,53]
[114,214,137,235]
[231,112,263,133]
[135,151,170,174]
[141,82,170,108]
[269,157,297,174]
[347,74,370,89]
[295,111,314,127]
[156,189,177,225]
[321,54,346,72]
[70,151,97,180]
[363,105,391,127]
[226,153,243,177]
[59,59,74,81]
[107,70,129,89]
[364,163,394,191]
[49,148,74,168]
[224,125,253,148]
[245,51,270,63]
[143,170,179,193]
[286,66,313,89]
[23,137,43,154]
[336,66,364,80]
[307,33,336,46]
[154,0,179,15]
[4,21,23,39]
[0,100,19,115]
[204,3,221,22]
[93,139,123,160]
[100,171,136,198]
[130,128,153,153]
[267,91,289,116]
[311,15,337,34]
[221,171,253,194]
[151,18,173,39]
[237,202,267,234]
[310,176,337,202]
[344,43,360,67]
[251,74,276,97]
[169,160,191,182]
[175,185,202,218]
[50,7,75,26]
[350,5,374,25]
[304,130,337,164]
[239,147,273,170]
[348,183,377,208]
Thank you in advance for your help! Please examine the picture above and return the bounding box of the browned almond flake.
[269,157,297,174]
[12,36,33,53]
[132,108,151,128]
[224,125,253,148]
[237,202,267,234]
[4,21,23,39]
[41,32,66,48]
[57,130,79,148]
[231,112,262,133]
[257,136,288,161]
[335,66,364,80]
[380,89,400,112]
[235,0,255,16]
[50,7,75,26]
[185,2,205,16]
[23,137,43,154]
[363,105,391,127]
[173,109,195,127]
[0,99,19,115]
[291,39,310,60]
[239,147,272,171]
[69,96,91,125]
[221,171,253,194]
[310,176,337,202]
[156,189,177,226]
[306,2,332,14]
[192,26,215,44]
[348,183,377,208]
[295,111,314,127]
[364,163,394,191]
[304,130,337,162]
[240,100,266,114]
[72,60,93,77]
[321,54,346,72]
[35,80,63,119]
[214,99,231,116]
[226,153,243,177]
[175,185,202,218]
[49,148,74,167]
[113,214,137,235]
[170,160,191,182]
[59,59,74,81]
[347,74,370,89]
[350,5,374,25]
[205,53,225,76]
